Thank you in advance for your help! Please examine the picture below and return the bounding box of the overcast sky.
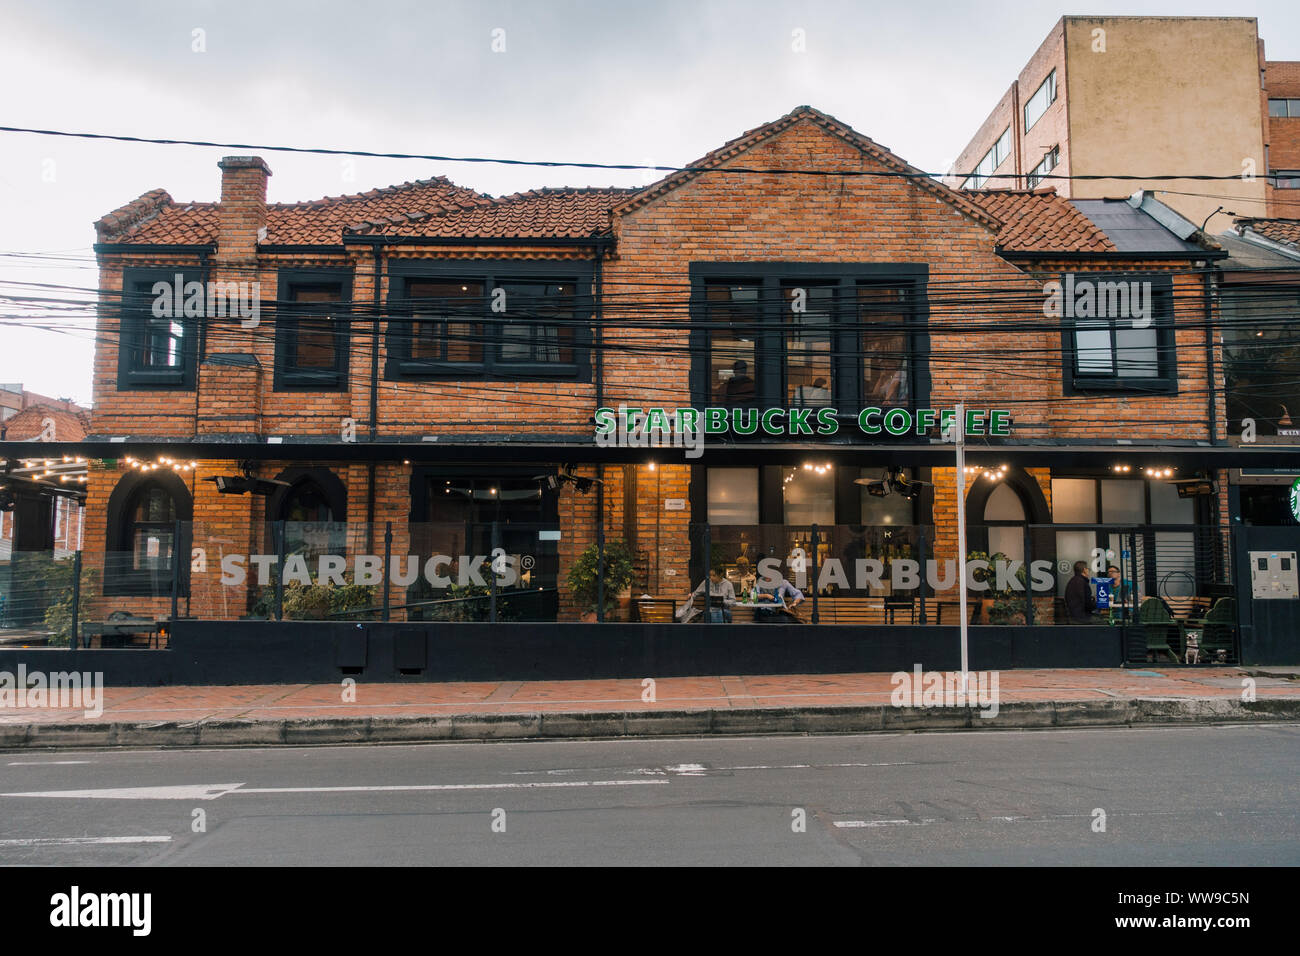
[2,0,1298,407]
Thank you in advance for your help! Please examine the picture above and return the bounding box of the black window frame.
[1026,146,1060,189]
[1059,274,1177,395]
[103,470,193,597]
[273,268,353,391]
[116,267,201,390]
[384,260,593,382]
[688,262,930,420]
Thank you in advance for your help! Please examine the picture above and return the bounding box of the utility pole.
[953,403,969,691]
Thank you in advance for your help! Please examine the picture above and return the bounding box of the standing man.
[1064,560,1097,623]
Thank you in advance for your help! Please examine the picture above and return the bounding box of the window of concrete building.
[1026,146,1059,188]
[1024,69,1057,132]
[963,127,1011,189]
[1268,98,1300,117]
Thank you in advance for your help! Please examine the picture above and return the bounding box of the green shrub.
[567,539,635,615]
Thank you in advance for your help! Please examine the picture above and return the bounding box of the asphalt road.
[0,724,1297,866]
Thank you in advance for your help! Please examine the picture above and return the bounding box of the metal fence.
[0,519,1237,653]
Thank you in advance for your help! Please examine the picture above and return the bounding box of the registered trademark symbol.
[521,554,536,570]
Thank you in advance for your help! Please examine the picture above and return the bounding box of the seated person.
[717,360,756,403]
[677,565,736,623]
[753,573,805,623]
[733,556,757,594]
[1106,565,1137,604]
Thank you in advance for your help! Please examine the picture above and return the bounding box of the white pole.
[954,403,969,690]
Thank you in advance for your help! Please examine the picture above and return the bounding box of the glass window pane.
[707,468,759,525]
[1149,479,1194,524]
[407,280,484,362]
[1101,479,1145,523]
[708,282,759,404]
[1269,99,1288,117]
[859,286,909,404]
[785,284,834,407]
[985,483,1026,521]
[290,285,341,369]
[1075,322,1113,374]
[1115,326,1159,378]
[783,464,835,525]
[1052,478,1097,523]
[858,468,915,526]
[497,281,575,364]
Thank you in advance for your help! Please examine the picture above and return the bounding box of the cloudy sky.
[2,0,1298,407]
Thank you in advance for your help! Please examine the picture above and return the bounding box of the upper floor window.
[1026,146,1060,188]
[1061,277,1176,394]
[116,269,198,390]
[1268,98,1300,118]
[387,263,590,381]
[275,270,351,390]
[963,127,1012,190]
[692,263,927,415]
[1024,70,1057,132]
[1272,170,1300,189]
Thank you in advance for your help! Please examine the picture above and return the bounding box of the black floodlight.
[207,475,291,496]
[1174,479,1217,498]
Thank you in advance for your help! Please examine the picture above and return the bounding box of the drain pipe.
[365,239,384,549]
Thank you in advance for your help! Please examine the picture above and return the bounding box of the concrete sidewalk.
[1,667,1297,749]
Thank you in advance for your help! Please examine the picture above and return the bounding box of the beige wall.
[1064,16,1267,232]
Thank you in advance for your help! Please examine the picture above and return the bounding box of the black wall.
[0,620,1125,687]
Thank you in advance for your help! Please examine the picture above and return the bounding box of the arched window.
[265,468,347,564]
[985,482,1027,562]
[105,472,192,595]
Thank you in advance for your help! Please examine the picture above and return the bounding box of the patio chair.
[1139,596,1179,662]
[1200,597,1237,663]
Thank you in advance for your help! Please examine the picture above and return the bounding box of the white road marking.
[0,835,171,847]
[0,779,668,800]
[835,819,938,828]
[1,783,245,801]
[7,760,93,766]
[236,780,670,795]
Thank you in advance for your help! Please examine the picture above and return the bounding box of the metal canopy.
[4,440,1300,469]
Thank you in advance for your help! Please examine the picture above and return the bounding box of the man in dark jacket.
[1064,560,1097,623]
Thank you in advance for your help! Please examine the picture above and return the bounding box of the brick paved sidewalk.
[1,667,1295,726]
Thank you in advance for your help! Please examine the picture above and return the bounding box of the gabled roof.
[344,187,635,240]
[963,188,1116,254]
[612,105,1003,231]
[1,405,89,442]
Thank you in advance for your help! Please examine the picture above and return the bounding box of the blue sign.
[1094,578,1112,610]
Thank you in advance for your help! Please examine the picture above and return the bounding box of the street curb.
[2,695,1298,749]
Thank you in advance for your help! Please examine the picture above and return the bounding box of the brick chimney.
[216,156,272,264]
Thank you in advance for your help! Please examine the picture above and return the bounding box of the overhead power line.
[0,124,1289,185]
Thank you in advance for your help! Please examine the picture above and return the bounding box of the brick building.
[5,104,1282,666]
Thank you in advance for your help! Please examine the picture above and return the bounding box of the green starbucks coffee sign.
[594,405,1011,439]
[1290,477,1300,522]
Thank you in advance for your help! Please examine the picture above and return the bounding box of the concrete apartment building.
[947,17,1300,232]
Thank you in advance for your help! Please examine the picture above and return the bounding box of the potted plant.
[567,539,635,621]
[967,550,1028,624]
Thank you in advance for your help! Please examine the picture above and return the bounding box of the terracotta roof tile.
[98,177,490,246]
[2,405,89,442]
[963,188,1117,254]
[343,187,636,239]
[1239,218,1300,248]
